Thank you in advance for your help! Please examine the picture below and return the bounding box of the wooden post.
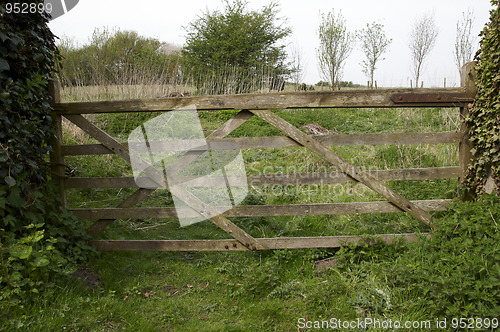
[459,61,477,198]
[48,80,67,208]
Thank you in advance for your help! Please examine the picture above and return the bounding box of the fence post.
[458,61,477,198]
[48,79,67,208]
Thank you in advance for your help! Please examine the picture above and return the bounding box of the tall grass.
[57,30,287,102]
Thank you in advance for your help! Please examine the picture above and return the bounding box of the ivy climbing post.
[464,1,500,197]
[459,61,476,199]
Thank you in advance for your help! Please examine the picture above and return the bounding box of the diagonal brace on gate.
[249,109,436,229]
[65,111,268,250]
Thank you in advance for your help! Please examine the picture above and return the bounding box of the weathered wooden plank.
[250,109,436,229]
[65,114,167,235]
[53,88,471,115]
[48,80,67,208]
[391,92,472,104]
[209,109,253,137]
[61,132,461,156]
[153,110,268,249]
[167,184,268,250]
[65,115,131,163]
[70,199,451,219]
[66,167,461,189]
[91,233,431,251]
[86,188,156,236]
[459,62,476,199]
[68,113,267,249]
[164,110,253,177]
[65,114,167,187]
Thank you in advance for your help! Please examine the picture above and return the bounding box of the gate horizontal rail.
[65,167,460,189]
[53,88,472,115]
[61,132,461,156]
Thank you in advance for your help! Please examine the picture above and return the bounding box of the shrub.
[391,195,500,318]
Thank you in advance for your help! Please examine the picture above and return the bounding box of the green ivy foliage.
[465,0,500,196]
[335,195,500,319]
[0,2,91,313]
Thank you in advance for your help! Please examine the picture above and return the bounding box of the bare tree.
[409,13,438,88]
[454,9,476,72]
[357,22,392,88]
[317,10,354,90]
[289,41,306,90]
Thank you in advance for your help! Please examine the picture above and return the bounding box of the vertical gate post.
[48,79,67,207]
[458,61,477,199]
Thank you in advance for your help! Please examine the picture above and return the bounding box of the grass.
[5,85,487,331]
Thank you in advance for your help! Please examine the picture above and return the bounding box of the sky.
[48,0,493,87]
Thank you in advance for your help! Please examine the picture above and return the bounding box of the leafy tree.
[58,28,180,87]
[316,10,354,90]
[408,13,438,88]
[181,0,291,95]
[357,22,391,88]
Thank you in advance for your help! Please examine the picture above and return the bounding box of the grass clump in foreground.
[3,195,498,331]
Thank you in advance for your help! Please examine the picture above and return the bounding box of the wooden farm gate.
[48,64,476,251]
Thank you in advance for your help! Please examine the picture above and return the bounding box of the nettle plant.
[465,0,500,196]
[0,2,90,311]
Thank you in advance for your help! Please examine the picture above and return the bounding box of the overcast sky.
[48,0,493,87]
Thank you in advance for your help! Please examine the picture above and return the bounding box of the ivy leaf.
[3,215,15,227]
[33,53,44,62]
[0,58,9,72]
[0,31,8,42]
[7,187,26,207]
[10,245,33,259]
[31,257,50,267]
[31,230,44,243]
[4,175,16,187]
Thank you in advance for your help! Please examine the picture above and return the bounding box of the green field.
[4,92,499,331]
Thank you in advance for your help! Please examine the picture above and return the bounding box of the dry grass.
[60,83,196,103]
